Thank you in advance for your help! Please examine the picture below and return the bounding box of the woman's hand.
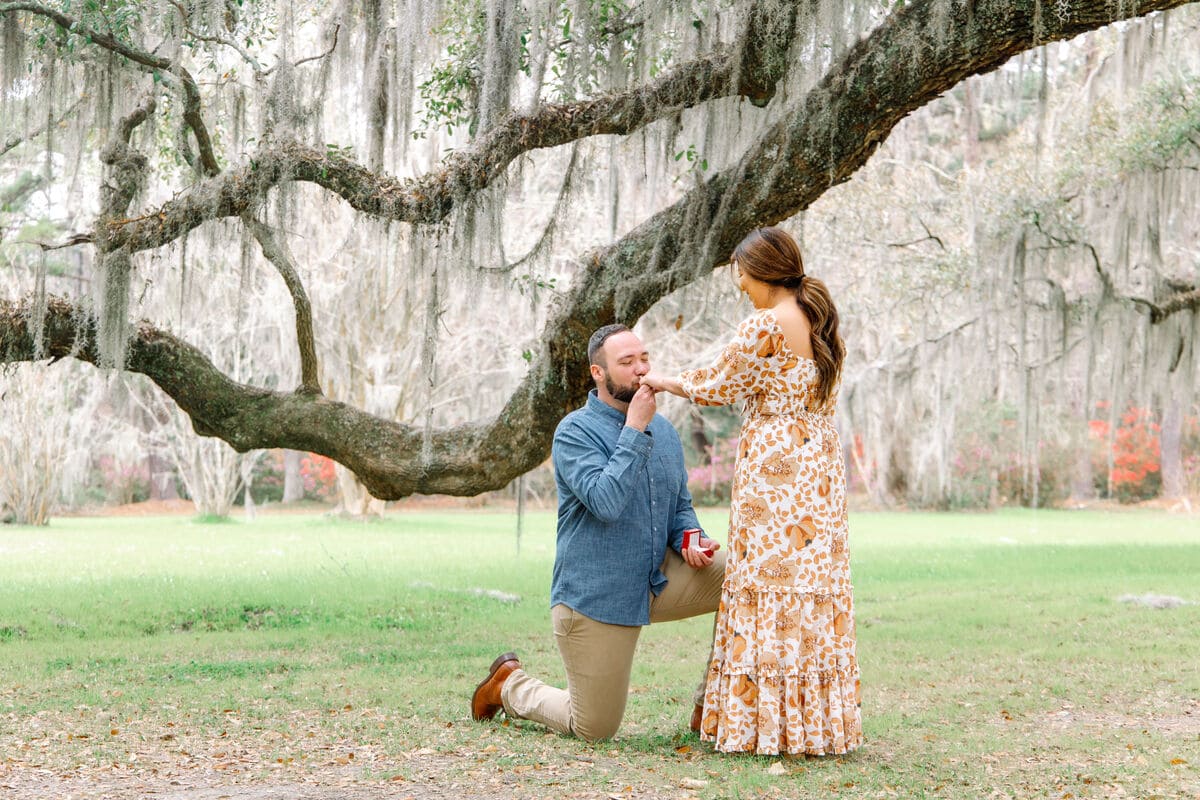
[641,372,686,397]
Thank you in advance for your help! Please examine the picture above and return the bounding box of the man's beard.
[605,374,638,403]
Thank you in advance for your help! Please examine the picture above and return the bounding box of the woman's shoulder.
[735,308,779,336]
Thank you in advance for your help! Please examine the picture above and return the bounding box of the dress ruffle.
[700,584,863,755]
[701,662,862,755]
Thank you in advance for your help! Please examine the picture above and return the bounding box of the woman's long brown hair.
[733,227,845,410]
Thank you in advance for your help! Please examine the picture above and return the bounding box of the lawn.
[0,507,1197,799]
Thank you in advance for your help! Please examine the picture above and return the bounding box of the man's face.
[594,331,650,403]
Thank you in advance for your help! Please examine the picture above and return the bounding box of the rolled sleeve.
[553,421,653,523]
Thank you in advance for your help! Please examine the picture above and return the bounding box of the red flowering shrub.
[299,453,338,502]
[1089,405,1161,503]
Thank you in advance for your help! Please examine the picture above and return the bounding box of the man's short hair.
[588,324,630,367]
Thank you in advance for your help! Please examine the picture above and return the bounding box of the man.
[470,324,726,741]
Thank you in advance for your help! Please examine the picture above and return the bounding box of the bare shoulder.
[769,302,814,360]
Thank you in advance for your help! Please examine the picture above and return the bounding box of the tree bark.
[282,449,305,503]
[1160,399,1184,499]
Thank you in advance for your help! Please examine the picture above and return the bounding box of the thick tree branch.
[0,296,483,497]
[1151,287,1200,322]
[0,1,220,176]
[91,95,156,368]
[102,0,800,252]
[241,214,322,394]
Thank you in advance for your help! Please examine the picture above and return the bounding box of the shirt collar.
[586,388,629,425]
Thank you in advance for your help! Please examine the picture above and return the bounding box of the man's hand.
[682,537,721,568]
[625,384,657,431]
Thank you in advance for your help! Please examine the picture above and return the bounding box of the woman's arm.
[640,373,686,397]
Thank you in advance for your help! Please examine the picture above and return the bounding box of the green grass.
[0,508,1198,799]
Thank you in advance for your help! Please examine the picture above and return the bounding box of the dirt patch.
[0,773,467,800]
[1036,697,1200,737]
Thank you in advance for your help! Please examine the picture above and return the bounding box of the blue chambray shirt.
[550,390,703,627]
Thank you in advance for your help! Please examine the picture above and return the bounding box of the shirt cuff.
[618,424,654,452]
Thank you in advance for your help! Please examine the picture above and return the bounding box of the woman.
[642,227,862,756]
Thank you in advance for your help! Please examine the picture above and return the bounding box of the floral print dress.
[679,308,862,756]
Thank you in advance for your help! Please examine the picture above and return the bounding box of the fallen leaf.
[767,762,787,776]
[1170,758,1188,765]
[680,777,708,789]
[675,745,692,755]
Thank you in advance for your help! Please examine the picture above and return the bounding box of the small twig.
[291,23,340,69]
[166,0,266,74]
[0,96,85,158]
[25,233,93,251]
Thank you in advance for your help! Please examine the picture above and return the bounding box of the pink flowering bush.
[688,437,739,506]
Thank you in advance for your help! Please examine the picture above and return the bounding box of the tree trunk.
[1160,399,1184,499]
[282,449,305,503]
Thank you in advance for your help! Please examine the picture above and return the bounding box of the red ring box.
[683,528,715,557]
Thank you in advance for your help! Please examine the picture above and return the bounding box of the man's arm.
[553,420,652,524]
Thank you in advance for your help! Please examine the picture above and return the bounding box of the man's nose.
[635,362,649,375]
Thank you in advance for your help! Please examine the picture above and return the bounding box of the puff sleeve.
[677,311,773,406]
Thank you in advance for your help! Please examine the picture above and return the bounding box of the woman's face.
[733,258,769,307]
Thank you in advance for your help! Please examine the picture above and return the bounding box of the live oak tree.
[3,0,1199,502]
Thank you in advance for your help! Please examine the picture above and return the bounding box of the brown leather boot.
[689,702,704,733]
[471,651,521,721]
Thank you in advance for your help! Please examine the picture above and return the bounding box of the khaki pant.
[501,548,726,741]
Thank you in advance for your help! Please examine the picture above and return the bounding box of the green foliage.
[982,70,1200,247]
[673,143,708,173]
[19,1,144,63]
[416,0,488,138]
[1115,72,1200,171]
[511,271,556,295]
[416,0,646,138]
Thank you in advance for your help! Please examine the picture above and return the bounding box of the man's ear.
[590,364,604,384]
